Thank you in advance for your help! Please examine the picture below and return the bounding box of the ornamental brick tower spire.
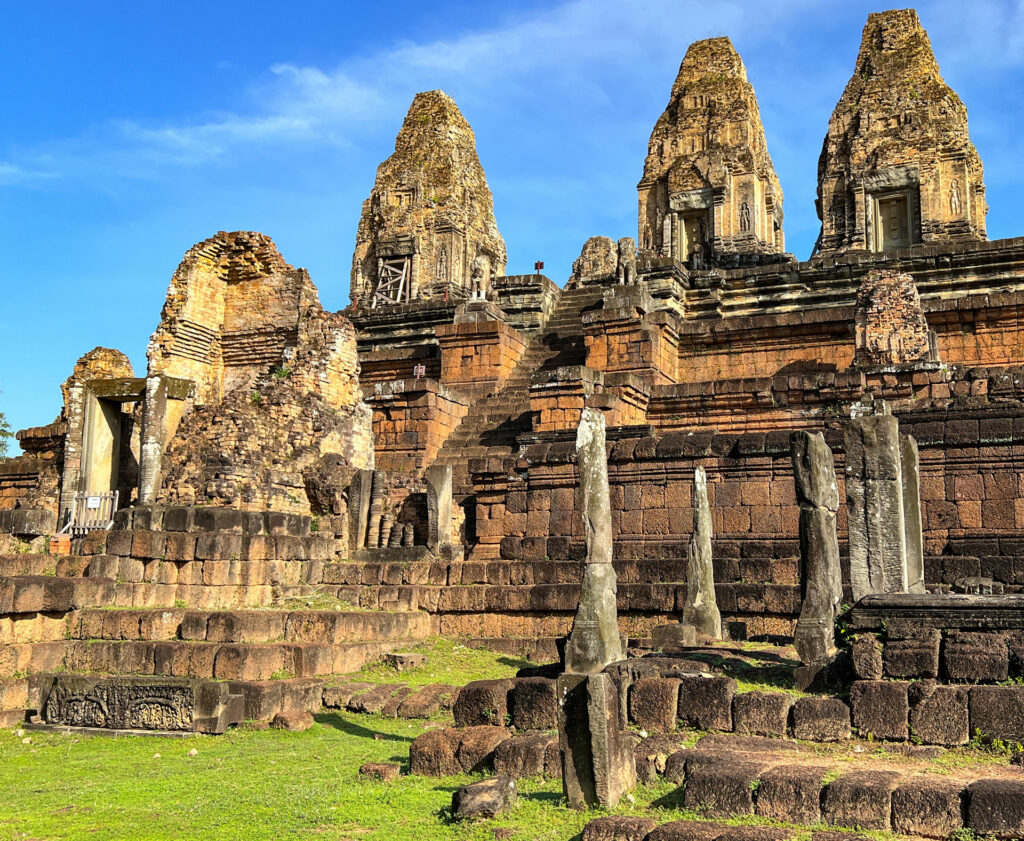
[350,90,506,308]
[638,37,784,268]
[815,9,986,255]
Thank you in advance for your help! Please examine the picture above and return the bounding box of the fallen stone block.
[508,677,557,730]
[581,816,658,841]
[967,779,1024,838]
[792,696,850,742]
[379,686,413,718]
[732,691,793,737]
[382,652,426,672]
[359,762,400,781]
[453,678,511,727]
[891,778,964,838]
[850,679,908,740]
[630,677,679,733]
[271,710,314,731]
[451,776,516,820]
[646,820,728,841]
[677,674,735,731]
[322,681,374,709]
[409,727,459,776]
[634,734,687,784]
[493,731,557,779]
[396,683,457,719]
[455,725,508,773]
[346,683,401,714]
[822,771,901,831]
[755,765,828,824]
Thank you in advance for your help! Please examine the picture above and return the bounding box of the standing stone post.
[790,432,843,689]
[348,469,374,551]
[845,411,909,600]
[682,467,722,639]
[557,408,634,810]
[138,376,168,506]
[900,434,926,594]
[425,464,453,552]
[564,408,623,673]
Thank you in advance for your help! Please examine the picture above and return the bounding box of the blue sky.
[2,0,1023,435]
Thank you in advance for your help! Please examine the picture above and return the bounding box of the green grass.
[354,638,534,688]
[0,713,881,841]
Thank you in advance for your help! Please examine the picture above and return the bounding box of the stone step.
[56,638,414,681]
[74,608,435,645]
[0,575,115,614]
[632,731,1024,839]
[22,672,326,725]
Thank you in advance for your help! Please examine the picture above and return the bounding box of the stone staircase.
[432,285,606,497]
[0,547,436,727]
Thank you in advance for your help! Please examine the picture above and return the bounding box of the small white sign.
[86,496,102,510]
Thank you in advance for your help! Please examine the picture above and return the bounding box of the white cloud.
[0,162,58,184]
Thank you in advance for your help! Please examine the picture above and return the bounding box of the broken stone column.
[556,671,636,809]
[791,431,843,689]
[845,411,912,600]
[557,409,635,810]
[348,469,374,551]
[425,464,453,551]
[564,408,623,674]
[682,467,722,639]
[901,434,926,594]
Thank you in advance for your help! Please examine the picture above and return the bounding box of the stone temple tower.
[638,37,784,269]
[350,90,507,308]
[815,9,987,255]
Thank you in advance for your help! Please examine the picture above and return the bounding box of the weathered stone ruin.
[5,9,1024,838]
[349,90,506,308]
[639,36,785,267]
[816,9,986,254]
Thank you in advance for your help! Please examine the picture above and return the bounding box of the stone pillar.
[845,412,909,601]
[58,385,86,524]
[791,431,843,689]
[138,376,168,506]
[564,408,623,674]
[556,672,636,809]
[425,464,453,551]
[682,466,722,640]
[348,469,374,551]
[901,433,926,594]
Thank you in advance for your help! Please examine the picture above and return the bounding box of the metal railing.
[60,491,119,536]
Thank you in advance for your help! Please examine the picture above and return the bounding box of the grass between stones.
[0,712,1014,840]
[354,638,533,687]
[0,714,887,841]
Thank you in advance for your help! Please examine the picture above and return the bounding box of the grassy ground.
[1,712,1015,840]
[0,714,881,841]
[354,638,533,688]
[1,641,1015,841]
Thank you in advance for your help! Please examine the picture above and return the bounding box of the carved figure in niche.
[739,201,752,233]
[436,244,449,283]
[640,220,652,251]
[949,179,962,215]
[655,207,664,247]
[616,237,637,285]
[470,253,488,297]
[691,241,705,271]
[661,211,673,255]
